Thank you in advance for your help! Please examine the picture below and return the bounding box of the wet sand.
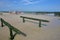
[0,13,60,40]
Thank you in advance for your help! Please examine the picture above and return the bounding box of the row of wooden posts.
[0,18,26,40]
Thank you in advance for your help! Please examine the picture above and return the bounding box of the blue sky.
[0,0,60,12]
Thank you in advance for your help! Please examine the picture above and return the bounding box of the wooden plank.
[20,16,49,27]
[20,16,49,22]
[1,18,26,36]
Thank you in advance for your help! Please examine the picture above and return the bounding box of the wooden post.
[1,18,4,27]
[23,18,25,23]
[10,28,14,40]
[10,28,17,40]
[39,21,41,27]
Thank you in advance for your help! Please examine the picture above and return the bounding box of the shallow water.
[0,13,60,40]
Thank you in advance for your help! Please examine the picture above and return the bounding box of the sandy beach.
[0,13,60,40]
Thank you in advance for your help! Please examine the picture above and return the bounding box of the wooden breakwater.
[20,16,49,27]
[0,18,26,40]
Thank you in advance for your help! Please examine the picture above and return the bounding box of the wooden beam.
[20,16,49,22]
[0,18,26,40]
[20,16,49,27]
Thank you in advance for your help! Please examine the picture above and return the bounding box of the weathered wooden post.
[39,21,41,27]
[10,28,13,40]
[23,18,25,23]
[54,12,60,16]
[1,18,4,27]
[9,28,17,40]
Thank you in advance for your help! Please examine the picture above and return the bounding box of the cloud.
[21,0,40,5]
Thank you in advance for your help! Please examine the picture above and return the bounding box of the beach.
[0,13,60,40]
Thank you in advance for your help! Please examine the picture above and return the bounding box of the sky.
[0,0,60,12]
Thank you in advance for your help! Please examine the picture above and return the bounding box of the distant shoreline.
[0,11,60,17]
